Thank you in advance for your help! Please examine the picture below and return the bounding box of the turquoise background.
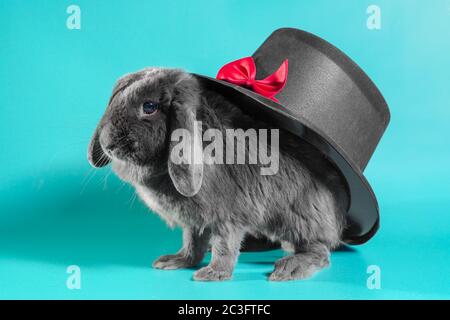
[1,0,449,299]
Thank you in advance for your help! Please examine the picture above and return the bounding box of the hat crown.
[252,28,390,171]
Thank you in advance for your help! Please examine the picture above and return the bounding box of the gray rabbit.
[88,68,349,281]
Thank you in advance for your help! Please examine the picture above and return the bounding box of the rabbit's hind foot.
[268,243,330,281]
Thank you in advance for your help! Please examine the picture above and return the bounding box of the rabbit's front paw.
[193,266,232,281]
[152,254,198,270]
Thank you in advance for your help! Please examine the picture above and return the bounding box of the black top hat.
[195,28,390,245]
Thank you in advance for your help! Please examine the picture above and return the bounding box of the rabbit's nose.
[99,125,115,151]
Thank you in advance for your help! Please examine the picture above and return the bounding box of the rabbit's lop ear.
[168,88,203,197]
[88,125,111,168]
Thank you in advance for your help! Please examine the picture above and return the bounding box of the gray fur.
[88,68,349,281]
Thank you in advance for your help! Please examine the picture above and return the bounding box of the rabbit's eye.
[142,101,159,115]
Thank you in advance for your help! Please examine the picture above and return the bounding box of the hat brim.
[194,74,379,245]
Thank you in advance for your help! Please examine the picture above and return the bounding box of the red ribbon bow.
[216,56,288,102]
